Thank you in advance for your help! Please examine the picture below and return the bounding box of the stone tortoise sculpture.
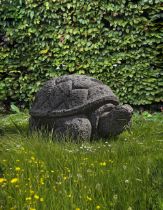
[29,75,133,140]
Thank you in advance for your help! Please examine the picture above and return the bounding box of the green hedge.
[0,0,162,108]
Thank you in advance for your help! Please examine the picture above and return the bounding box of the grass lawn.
[0,112,163,210]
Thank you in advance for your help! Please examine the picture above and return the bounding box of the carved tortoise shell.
[30,75,119,117]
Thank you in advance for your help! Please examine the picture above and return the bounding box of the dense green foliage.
[0,113,163,209]
[0,0,162,107]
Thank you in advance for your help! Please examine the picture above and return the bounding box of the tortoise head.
[98,104,133,138]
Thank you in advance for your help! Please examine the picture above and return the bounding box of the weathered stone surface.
[29,74,133,140]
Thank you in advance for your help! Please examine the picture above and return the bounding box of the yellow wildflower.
[34,194,39,200]
[67,194,71,198]
[40,178,44,185]
[96,205,101,209]
[0,178,6,183]
[75,208,80,210]
[56,181,62,185]
[10,178,19,184]
[26,197,32,201]
[40,197,44,202]
[29,208,36,210]
[31,156,35,160]
[86,196,92,201]
[99,162,106,166]
[30,190,35,195]
[63,176,67,180]
[15,167,21,171]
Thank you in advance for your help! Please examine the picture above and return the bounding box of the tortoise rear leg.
[54,116,92,141]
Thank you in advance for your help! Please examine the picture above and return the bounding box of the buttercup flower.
[99,162,106,166]
[67,194,71,198]
[0,178,6,183]
[86,196,92,201]
[26,197,32,201]
[30,190,35,195]
[15,167,21,171]
[34,194,39,200]
[31,156,35,160]
[40,178,44,185]
[10,178,19,184]
[40,198,44,202]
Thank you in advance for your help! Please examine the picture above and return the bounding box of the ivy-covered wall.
[0,0,162,108]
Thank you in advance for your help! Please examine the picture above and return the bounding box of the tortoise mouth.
[30,96,119,117]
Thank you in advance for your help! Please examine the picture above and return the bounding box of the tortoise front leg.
[90,103,115,138]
